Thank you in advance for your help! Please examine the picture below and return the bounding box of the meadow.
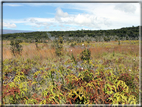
[2,39,140,105]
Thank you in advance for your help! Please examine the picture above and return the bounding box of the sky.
[2,1,141,31]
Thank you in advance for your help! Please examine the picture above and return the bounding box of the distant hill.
[1,29,35,34]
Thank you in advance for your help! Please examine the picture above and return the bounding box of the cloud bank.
[3,22,17,28]
[3,3,140,31]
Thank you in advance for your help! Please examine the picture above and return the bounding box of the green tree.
[10,40,23,56]
[55,36,64,56]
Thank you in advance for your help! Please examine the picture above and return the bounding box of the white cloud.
[4,7,109,30]
[56,7,69,17]
[54,8,111,29]
[3,22,17,28]
[3,3,140,31]
[74,14,91,24]
[56,9,111,29]
[114,3,136,13]
[68,3,140,29]
[55,7,69,21]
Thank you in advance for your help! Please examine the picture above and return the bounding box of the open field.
[2,40,140,105]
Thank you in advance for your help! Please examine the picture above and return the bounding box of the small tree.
[118,40,121,45]
[10,40,23,56]
[80,49,91,62]
[55,36,64,56]
[35,37,39,49]
[70,42,76,47]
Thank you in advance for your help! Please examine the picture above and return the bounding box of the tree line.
[3,26,139,42]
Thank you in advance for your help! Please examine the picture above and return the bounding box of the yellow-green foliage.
[2,40,139,105]
[105,79,137,104]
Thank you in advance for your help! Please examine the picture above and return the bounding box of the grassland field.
[2,40,140,105]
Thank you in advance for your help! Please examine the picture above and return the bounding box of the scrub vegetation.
[2,26,140,105]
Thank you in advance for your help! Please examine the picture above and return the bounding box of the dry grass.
[3,43,56,60]
[3,40,139,61]
[67,47,84,58]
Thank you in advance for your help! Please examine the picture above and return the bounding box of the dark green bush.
[80,49,91,62]
[35,37,39,49]
[70,42,76,47]
[10,40,23,56]
[118,40,121,45]
[55,36,63,56]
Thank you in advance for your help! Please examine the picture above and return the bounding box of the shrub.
[80,49,91,62]
[78,70,94,82]
[10,40,23,56]
[55,36,64,56]
[35,37,39,49]
[70,53,77,64]
[118,73,135,89]
[70,42,76,47]
[67,88,88,104]
[118,40,120,45]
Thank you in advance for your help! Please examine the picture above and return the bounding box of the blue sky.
[2,2,140,31]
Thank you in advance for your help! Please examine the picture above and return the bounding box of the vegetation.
[2,26,140,106]
[10,40,23,56]
[80,49,91,62]
[55,36,64,56]
[3,26,139,42]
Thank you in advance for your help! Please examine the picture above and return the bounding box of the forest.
[3,26,139,42]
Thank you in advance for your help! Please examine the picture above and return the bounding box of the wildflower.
[82,44,84,46]
[129,69,131,71]
[81,67,83,70]
[71,49,72,52]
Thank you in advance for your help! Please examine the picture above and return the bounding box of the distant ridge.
[1,29,35,34]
